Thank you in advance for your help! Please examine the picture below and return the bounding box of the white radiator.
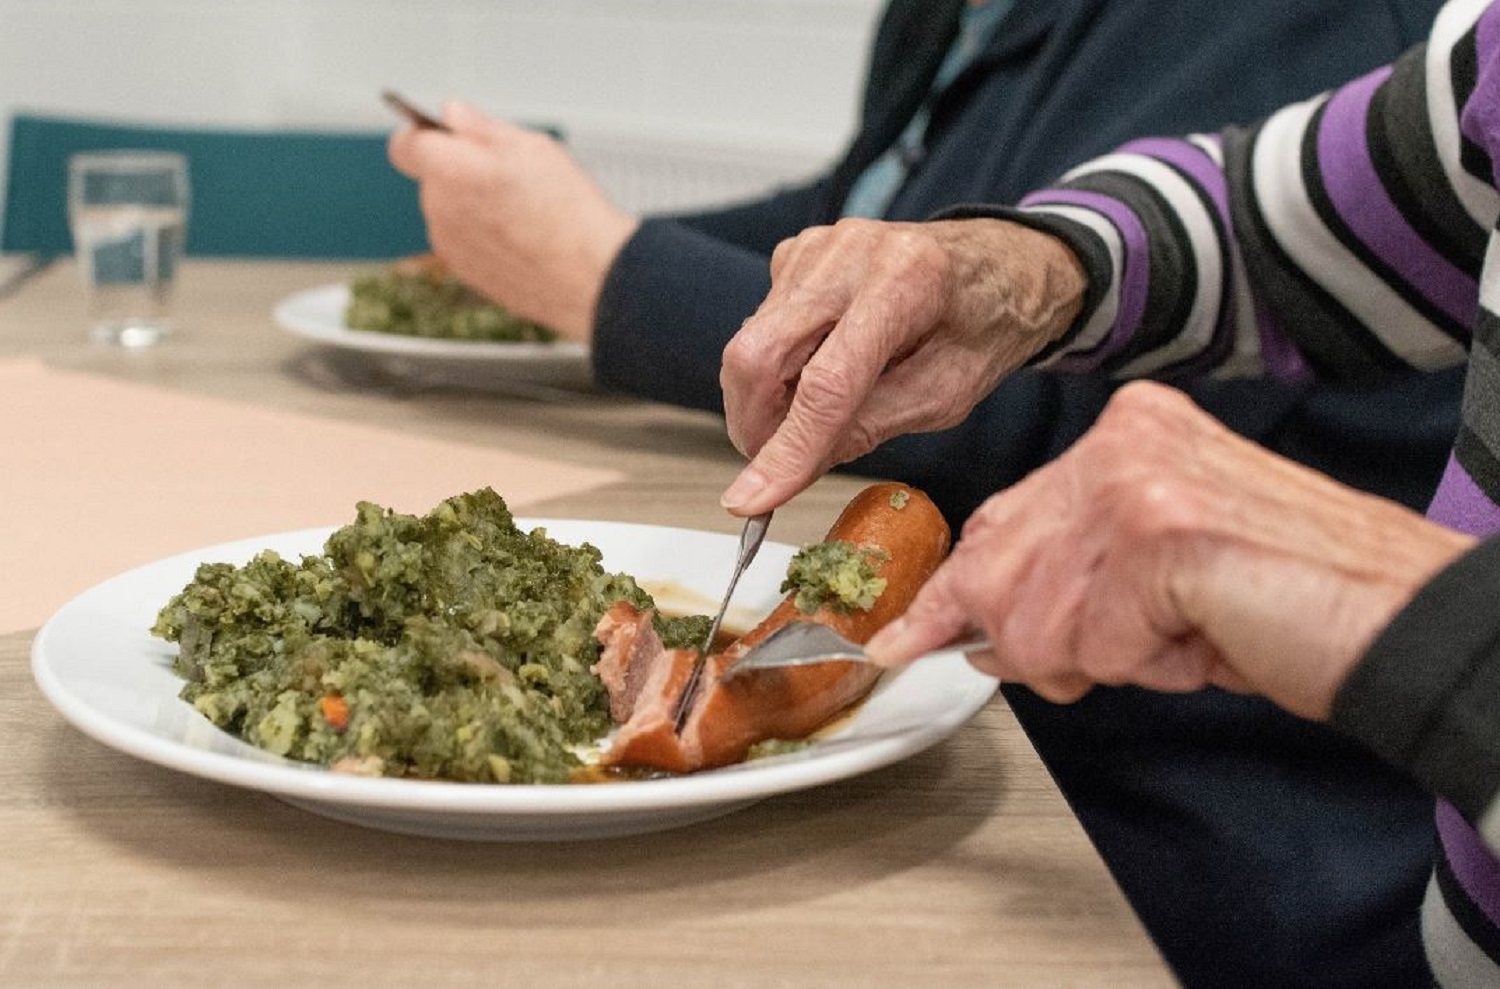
[567,133,826,214]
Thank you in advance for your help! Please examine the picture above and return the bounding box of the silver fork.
[719,620,991,681]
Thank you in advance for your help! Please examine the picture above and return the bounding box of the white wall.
[0,0,883,221]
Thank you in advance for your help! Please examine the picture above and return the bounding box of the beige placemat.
[0,358,624,633]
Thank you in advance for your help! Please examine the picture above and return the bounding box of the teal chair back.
[2,113,429,259]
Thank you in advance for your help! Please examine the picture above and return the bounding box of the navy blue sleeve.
[589,173,836,413]
[664,177,835,256]
[590,218,773,414]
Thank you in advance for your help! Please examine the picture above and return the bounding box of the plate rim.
[30,519,997,819]
[273,283,592,363]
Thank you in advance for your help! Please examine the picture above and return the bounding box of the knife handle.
[382,90,450,133]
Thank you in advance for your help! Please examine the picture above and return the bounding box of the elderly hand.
[719,217,1086,515]
[388,102,639,342]
[865,382,1474,720]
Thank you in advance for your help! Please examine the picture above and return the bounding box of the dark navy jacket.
[595,3,1450,985]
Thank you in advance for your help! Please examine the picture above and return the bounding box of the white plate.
[273,283,592,388]
[31,520,997,841]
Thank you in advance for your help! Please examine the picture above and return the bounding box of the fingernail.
[721,467,767,512]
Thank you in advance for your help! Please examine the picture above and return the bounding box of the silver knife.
[672,510,772,732]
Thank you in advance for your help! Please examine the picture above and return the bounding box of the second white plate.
[274,283,593,388]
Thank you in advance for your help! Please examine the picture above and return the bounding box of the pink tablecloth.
[0,358,622,632]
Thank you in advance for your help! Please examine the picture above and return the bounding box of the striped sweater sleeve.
[952,2,1500,984]
[1332,535,1500,987]
[951,0,1500,384]
[992,1,1500,984]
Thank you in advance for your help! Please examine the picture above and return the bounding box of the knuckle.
[794,362,861,424]
[884,280,941,326]
[839,416,885,461]
[900,589,957,634]
[1098,381,1200,441]
[1033,676,1092,704]
[829,216,878,240]
[720,329,758,372]
[958,496,1009,542]
[774,224,833,266]
[889,225,942,266]
[1078,387,1209,521]
[1112,474,1203,545]
[993,620,1037,680]
[722,325,786,385]
[890,226,949,276]
[769,235,799,273]
[921,376,977,430]
[754,428,826,485]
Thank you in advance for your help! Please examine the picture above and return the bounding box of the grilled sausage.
[594,482,951,773]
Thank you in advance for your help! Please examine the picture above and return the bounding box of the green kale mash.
[151,489,703,784]
[345,268,557,343]
[780,540,890,615]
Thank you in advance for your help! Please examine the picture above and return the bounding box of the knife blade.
[672,510,772,733]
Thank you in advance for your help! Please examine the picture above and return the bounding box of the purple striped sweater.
[954,0,1500,982]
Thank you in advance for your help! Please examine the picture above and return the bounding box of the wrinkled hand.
[719,217,1085,515]
[388,102,639,342]
[865,382,1474,721]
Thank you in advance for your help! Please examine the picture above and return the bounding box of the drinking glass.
[67,151,190,347]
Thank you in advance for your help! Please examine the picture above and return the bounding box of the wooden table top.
[0,258,1171,986]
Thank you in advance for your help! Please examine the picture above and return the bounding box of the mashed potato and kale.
[781,541,889,615]
[151,489,707,784]
[345,262,557,344]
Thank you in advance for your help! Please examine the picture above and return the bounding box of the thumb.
[721,420,831,516]
[864,563,973,666]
